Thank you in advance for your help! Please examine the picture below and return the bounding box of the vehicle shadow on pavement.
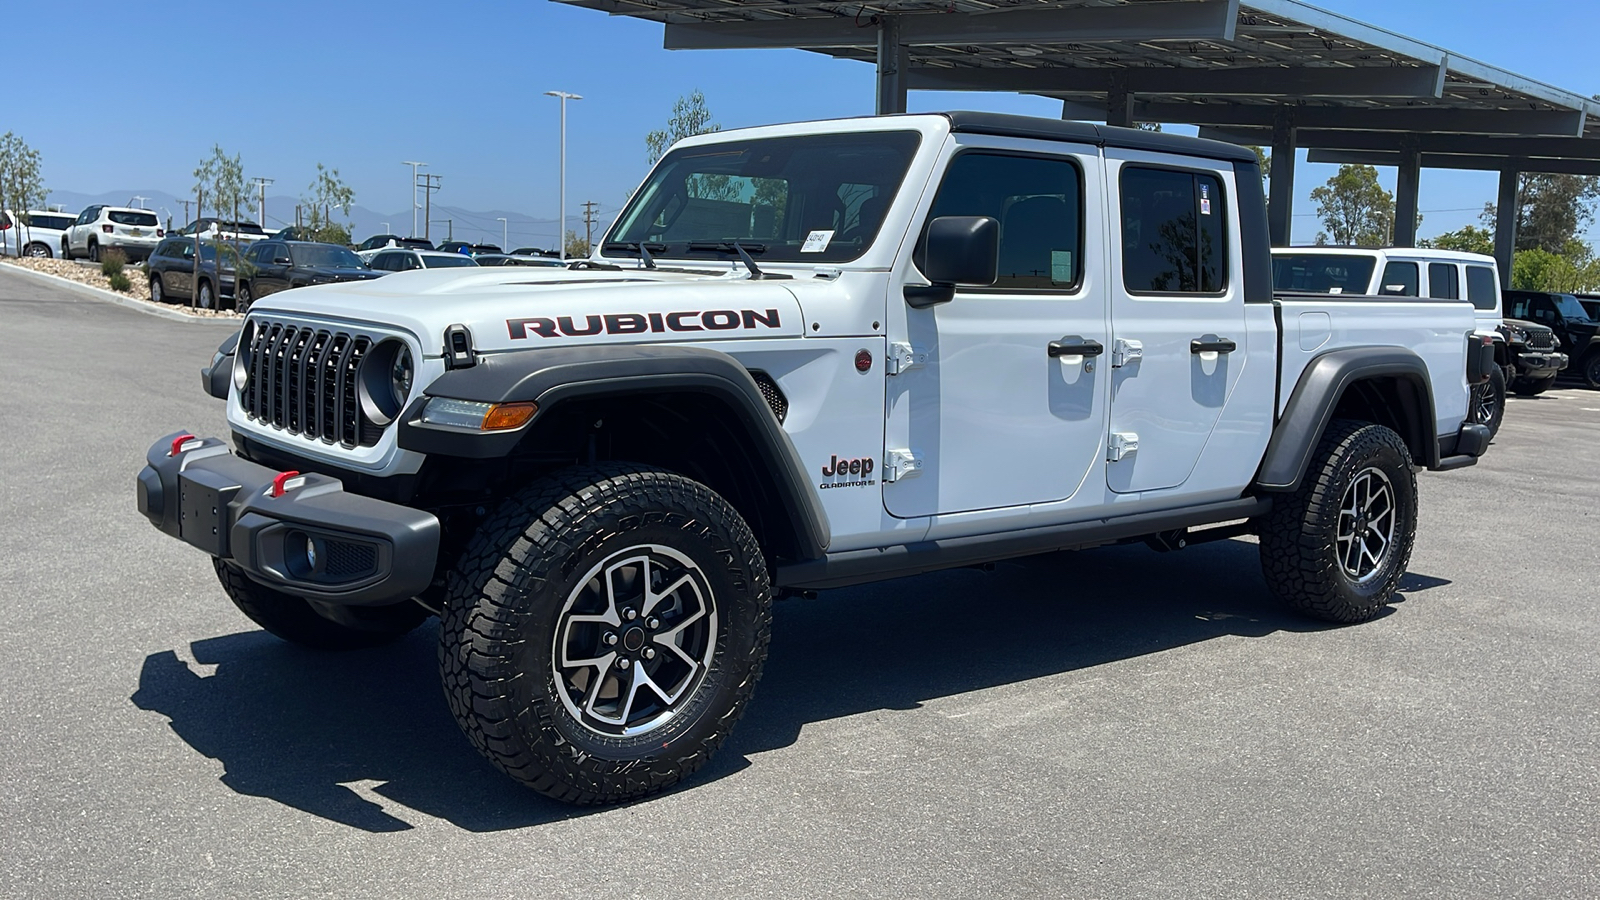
[129,537,1450,833]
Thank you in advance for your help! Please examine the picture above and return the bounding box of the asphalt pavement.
[1,266,1596,899]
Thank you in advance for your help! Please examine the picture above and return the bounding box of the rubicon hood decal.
[509,308,783,339]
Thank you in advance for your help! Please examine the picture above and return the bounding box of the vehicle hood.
[245,266,807,355]
[300,266,382,281]
[1503,317,1552,332]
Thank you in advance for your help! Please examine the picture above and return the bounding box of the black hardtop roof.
[939,111,1258,164]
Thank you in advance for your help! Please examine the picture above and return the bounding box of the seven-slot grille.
[1526,329,1556,350]
[241,320,377,447]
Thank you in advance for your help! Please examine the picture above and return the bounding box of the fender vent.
[750,371,788,424]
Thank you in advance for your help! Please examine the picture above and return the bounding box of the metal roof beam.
[1200,126,1600,159]
[912,64,1445,98]
[1306,149,1600,177]
[664,0,1239,50]
[1112,103,1584,136]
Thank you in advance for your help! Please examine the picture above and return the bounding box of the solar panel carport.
[558,0,1600,285]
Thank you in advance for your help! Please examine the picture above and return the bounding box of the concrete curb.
[0,262,236,324]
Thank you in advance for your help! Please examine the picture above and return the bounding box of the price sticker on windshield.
[801,230,834,253]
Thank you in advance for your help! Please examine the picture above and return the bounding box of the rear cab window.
[1120,167,1227,294]
[1465,266,1499,311]
[1379,261,1419,297]
[1272,253,1377,294]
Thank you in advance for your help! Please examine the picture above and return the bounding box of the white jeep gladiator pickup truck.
[138,112,1494,805]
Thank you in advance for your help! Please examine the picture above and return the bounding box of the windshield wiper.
[686,241,767,255]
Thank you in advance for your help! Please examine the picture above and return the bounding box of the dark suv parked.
[1504,290,1600,387]
[146,237,239,309]
[357,233,435,252]
[235,240,380,310]
[1500,318,1566,396]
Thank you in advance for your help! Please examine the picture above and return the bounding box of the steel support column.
[1268,110,1297,247]
[875,17,905,115]
[1106,73,1133,127]
[1393,144,1422,248]
[1494,168,1520,288]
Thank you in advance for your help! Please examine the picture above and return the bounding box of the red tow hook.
[169,433,200,456]
[270,470,303,498]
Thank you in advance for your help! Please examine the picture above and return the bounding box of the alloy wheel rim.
[552,544,718,737]
[1589,357,1600,384]
[1473,381,1497,424]
[1336,467,1397,583]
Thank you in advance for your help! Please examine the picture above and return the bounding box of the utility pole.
[581,200,598,256]
[181,200,191,226]
[545,90,583,259]
[417,173,442,241]
[250,177,273,228]
[402,161,426,237]
[497,216,507,250]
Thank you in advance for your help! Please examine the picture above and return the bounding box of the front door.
[1103,153,1247,494]
[884,138,1110,519]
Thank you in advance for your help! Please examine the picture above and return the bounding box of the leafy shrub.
[100,249,127,277]
[107,272,132,292]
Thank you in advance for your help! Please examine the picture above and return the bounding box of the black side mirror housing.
[905,215,999,309]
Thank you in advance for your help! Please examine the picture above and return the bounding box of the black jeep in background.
[1500,317,1566,396]
[1504,290,1600,387]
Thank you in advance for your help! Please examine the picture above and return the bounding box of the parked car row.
[1,210,77,257]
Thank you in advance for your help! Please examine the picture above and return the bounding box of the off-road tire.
[213,559,429,650]
[1472,365,1506,438]
[439,464,773,805]
[1511,377,1552,396]
[1258,420,1417,624]
[1582,350,1600,390]
[149,275,165,304]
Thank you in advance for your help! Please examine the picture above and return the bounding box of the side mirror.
[906,215,999,309]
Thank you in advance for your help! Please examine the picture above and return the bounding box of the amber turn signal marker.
[482,401,539,431]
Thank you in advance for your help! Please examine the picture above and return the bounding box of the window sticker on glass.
[801,230,834,253]
[1051,250,1074,284]
[1200,184,1212,216]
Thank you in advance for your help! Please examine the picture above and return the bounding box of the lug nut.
[617,658,631,669]
[603,632,618,645]
[644,648,656,660]
[623,608,638,621]
[646,617,660,629]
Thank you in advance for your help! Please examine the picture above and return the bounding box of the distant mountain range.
[42,189,617,252]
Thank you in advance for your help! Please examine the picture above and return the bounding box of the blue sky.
[7,0,1597,247]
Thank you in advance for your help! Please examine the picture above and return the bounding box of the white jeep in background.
[62,204,163,262]
[139,112,1494,806]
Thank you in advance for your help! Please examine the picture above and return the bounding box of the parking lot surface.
[2,266,1597,899]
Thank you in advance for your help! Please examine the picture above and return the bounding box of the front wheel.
[1582,351,1600,390]
[1472,365,1506,438]
[1258,420,1417,623]
[440,464,773,805]
[149,275,165,304]
[88,241,100,263]
[214,560,429,650]
[61,238,72,259]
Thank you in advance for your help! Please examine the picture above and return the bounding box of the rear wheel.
[88,240,100,263]
[1582,351,1600,390]
[61,238,72,259]
[1258,420,1417,624]
[149,275,164,304]
[440,464,773,805]
[197,279,214,309]
[24,242,50,258]
[214,559,429,650]
[235,281,252,312]
[1471,365,1506,438]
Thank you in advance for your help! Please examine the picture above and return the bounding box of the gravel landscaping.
[0,256,244,319]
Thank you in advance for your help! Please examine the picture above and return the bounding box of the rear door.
[1103,154,1246,494]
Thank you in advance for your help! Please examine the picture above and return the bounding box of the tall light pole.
[250,177,273,228]
[403,160,427,237]
[497,216,507,250]
[544,90,582,259]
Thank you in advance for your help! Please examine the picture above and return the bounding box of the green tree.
[1483,173,1600,254]
[1423,224,1494,256]
[564,228,590,259]
[1310,164,1394,247]
[0,132,46,256]
[1512,244,1600,292]
[646,89,720,164]
[192,145,252,223]
[301,163,356,244]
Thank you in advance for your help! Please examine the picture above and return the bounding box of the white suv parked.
[62,205,164,262]
[2,210,77,258]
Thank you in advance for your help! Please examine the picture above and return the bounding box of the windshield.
[422,254,478,268]
[109,210,159,227]
[1272,253,1377,295]
[607,131,922,263]
[290,244,364,268]
[1553,293,1595,322]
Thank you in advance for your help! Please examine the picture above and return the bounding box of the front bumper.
[1515,350,1568,376]
[136,432,440,606]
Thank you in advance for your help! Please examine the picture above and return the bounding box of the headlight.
[357,339,413,425]
[419,397,539,432]
[1505,326,1528,343]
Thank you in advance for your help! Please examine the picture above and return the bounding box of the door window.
[1465,266,1498,311]
[1379,262,1419,296]
[1120,167,1227,294]
[920,151,1084,291]
[1427,263,1460,299]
